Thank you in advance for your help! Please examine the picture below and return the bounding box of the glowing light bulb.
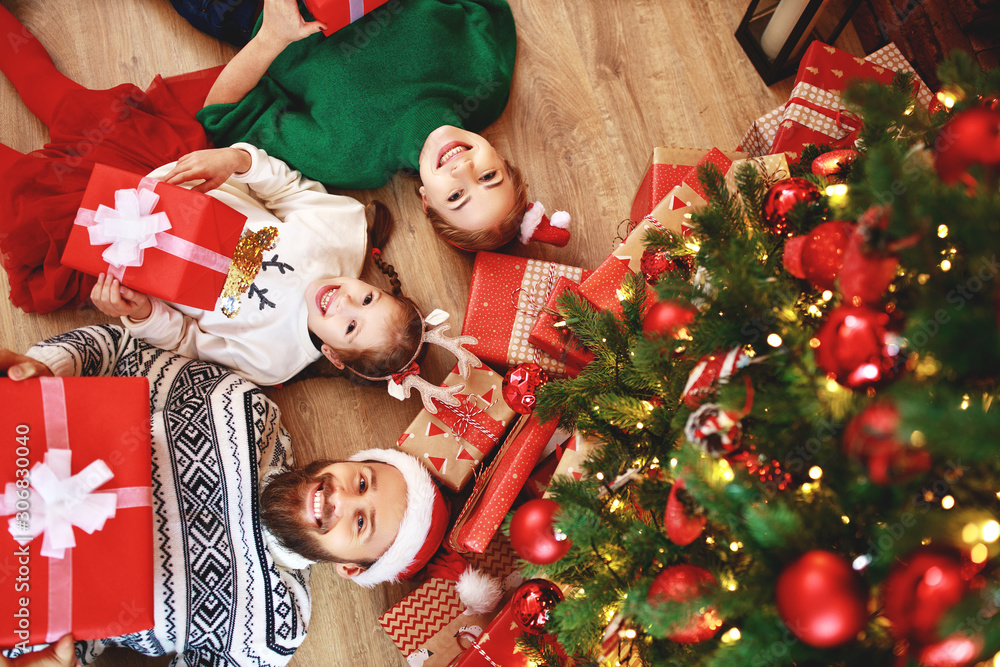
[971,543,988,563]
[809,466,823,480]
[937,224,949,238]
[942,495,955,510]
[963,523,980,543]
[767,333,782,347]
[825,183,848,197]
[983,521,1000,543]
[940,259,952,272]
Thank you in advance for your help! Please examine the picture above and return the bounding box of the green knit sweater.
[197,0,517,189]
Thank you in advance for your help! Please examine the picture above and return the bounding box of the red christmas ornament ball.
[648,565,723,643]
[510,579,564,635]
[843,401,931,485]
[982,94,1000,113]
[798,220,853,291]
[883,548,968,642]
[918,635,984,667]
[814,305,903,388]
[509,498,572,565]
[761,177,823,236]
[502,363,550,414]
[811,149,859,180]
[642,300,695,339]
[776,551,867,648]
[933,107,1000,184]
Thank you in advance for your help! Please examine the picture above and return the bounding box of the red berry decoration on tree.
[664,478,706,546]
[933,107,1000,185]
[782,220,853,291]
[843,401,931,485]
[684,404,743,457]
[776,551,867,648]
[814,305,904,388]
[502,363,549,415]
[761,177,823,236]
[510,579,564,635]
[883,548,982,666]
[811,149,859,181]
[648,565,723,643]
[509,498,572,565]
[642,299,695,339]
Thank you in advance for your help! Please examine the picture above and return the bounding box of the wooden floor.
[0,1,862,665]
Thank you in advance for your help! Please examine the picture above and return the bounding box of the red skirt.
[0,70,219,314]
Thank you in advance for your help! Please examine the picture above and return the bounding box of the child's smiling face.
[305,276,402,366]
[418,125,516,236]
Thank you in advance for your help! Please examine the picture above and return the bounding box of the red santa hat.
[348,448,450,587]
[519,201,571,247]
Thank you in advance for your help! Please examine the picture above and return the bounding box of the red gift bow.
[390,362,421,386]
[432,393,505,454]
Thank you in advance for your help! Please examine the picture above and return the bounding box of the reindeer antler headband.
[345,308,481,414]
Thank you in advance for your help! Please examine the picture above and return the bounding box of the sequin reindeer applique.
[219,226,280,318]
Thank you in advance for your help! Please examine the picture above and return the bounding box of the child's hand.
[162,147,252,193]
[0,634,76,666]
[90,274,152,321]
[258,0,327,48]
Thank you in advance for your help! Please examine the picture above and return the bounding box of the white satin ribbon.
[3,449,118,559]
[86,186,172,269]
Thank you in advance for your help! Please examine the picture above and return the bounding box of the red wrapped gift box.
[62,163,247,311]
[453,585,567,667]
[771,42,934,158]
[397,362,516,492]
[577,254,656,319]
[630,147,711,223]
[527,276,593,373]
[0,377,155,648]
[448,414,560,553]
[303,0,392,37]
[379,534,524,667]
[463,252,592,378]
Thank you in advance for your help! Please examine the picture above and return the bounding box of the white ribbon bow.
[2,449,118,559]
[88,187,171,269]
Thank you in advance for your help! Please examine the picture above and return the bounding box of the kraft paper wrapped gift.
[630,147,716,222]
[379,533,525,667]
[526,276,594,374]
[303,0,393,36]
[62,163,246,311]
[397,362,516,492]
[0,377,154,648]
[448,414,561,553]
[463,252,593,378]
[544,430,605,496]
[642,147,744,238]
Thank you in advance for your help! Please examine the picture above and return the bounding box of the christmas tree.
[521,52,1000,667]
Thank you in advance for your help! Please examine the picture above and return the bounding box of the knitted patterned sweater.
[25,325,310,667]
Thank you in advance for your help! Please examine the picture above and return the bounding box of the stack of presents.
[1,38,934,666]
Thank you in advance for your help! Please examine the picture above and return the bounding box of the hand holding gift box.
[62,164,247,311]
[303,0,393,37]
[397,362,517,491]
[1,376,155,647]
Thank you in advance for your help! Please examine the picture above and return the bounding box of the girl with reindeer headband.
[0,3,459,389]
[196,0,572,251]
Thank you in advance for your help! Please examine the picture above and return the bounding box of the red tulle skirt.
[0,70,219,314]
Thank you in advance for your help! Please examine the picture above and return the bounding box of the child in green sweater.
[198,0,570,251]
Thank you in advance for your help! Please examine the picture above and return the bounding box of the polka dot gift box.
[448,413,560,554]
[462,252,593,379]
